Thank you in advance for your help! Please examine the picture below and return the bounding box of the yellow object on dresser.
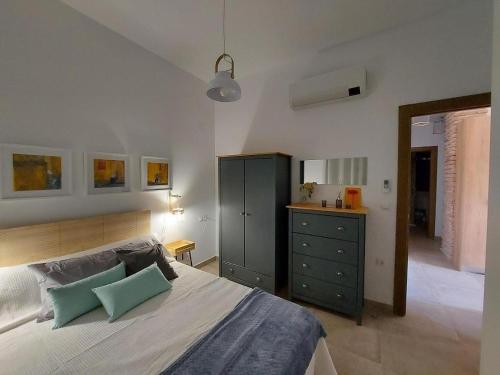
[164,240,195,266]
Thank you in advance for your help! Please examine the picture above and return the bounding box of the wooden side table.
[164,240,195,266]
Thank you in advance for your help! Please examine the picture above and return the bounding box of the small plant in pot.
[300,182,317,201]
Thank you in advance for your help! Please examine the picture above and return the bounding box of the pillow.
[116,244,178,280]
[28,250,119,322]
[47,262,126,329]
[92,263,172,322]
[0,265,41,333]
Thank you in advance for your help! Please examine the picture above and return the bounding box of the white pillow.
[0,264,41,333]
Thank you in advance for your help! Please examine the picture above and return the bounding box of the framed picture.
[0,144,72,199]
[141,156,171,191]
[86,152,130,194]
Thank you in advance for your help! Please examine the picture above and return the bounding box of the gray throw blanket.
[161,288,326,375]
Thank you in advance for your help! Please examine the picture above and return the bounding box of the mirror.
[300,157,368,185]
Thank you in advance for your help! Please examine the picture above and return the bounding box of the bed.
[0,210,336,375]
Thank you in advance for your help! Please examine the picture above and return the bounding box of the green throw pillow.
[47,262,126,329]
[92,263,172,322]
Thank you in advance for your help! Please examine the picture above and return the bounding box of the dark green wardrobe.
[218,153,291,293]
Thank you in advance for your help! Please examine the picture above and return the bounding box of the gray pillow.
[29,250,119,322]
[116,244,178,280]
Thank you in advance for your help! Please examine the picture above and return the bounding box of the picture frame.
[141,156,171,191]
[0,144,72,199]
[85,152,130,194]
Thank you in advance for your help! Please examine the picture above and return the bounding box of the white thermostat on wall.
[383,179,391,193]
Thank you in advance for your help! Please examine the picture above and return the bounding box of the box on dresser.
[287,203,367,325]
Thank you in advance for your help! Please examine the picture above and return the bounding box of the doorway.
[394,92,491,316]
[410,146,437,239]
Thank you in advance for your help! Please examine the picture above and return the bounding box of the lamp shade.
[207,71,241,102]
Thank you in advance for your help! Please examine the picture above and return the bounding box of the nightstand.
[164,240,195,266]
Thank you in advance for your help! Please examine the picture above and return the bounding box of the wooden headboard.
[0,210,151,267]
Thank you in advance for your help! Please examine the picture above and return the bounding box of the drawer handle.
[301,242,309,247]
[302,263,308,269]
[336,271,344,278]
[229,268,234,274]
[336,226,345,232]
[256,276,261,282]
[336,249,345,254]
[240,212,245,216]
[336,293,344,299]
[301,221,309,227]
[302,283,308,289]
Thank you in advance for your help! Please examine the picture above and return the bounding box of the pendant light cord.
[223,0,226,56]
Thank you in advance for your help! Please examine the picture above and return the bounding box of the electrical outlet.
[375,258,385,266]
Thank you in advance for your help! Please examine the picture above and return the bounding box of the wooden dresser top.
[287,202,368,215]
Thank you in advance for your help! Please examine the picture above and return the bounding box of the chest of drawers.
[287,204,367,325]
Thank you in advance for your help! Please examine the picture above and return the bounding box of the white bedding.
[0,262,336,375]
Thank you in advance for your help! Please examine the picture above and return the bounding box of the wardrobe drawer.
[292,212,358,242]
[292,233,358,265]
[221,262,273,291]
[292,274,356,314]
[292,253,357,288]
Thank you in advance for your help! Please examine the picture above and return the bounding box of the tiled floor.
[199,237,483,375]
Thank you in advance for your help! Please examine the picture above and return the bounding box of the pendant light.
[207,0,241,102]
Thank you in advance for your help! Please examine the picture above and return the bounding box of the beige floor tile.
[380,332,477,375]
[328,344,384,375]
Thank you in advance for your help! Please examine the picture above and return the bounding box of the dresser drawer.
[292,212,358,242]
[293,253,357,288]
[292,233,358,265]
[293,274,356,314]
[221,262,273,291]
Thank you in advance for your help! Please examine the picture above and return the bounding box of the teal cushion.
[47,262,126,329]
[92,263,172,322]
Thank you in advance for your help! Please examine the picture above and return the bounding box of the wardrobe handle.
[336,271,344,278]
[245,213,251,216]
[302,263,308,269]
[302,283,308,289]
[301,221,309,227]
[336,226,345,232]
[256,276,261,282]
[301,242,309,247]
[336,249,345,254]
[239,212,245,216]
[336,293,344,299]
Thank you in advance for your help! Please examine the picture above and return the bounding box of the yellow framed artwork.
[0,144,72,198]
[86,152,130,194]
[141,156,171,190]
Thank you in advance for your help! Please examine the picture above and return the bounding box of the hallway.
[407,230,484,369]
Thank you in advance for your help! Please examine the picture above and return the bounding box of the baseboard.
[194,256,218,269]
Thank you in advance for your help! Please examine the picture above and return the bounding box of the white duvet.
[0,262,336,375]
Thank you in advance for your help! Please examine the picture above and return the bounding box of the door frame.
[394,92,491,316]
[411,146,438,239]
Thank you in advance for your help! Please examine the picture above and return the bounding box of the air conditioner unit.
[289,66,366,110]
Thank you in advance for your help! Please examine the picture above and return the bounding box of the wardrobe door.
[244,158,275,276]
[220,159,245,266]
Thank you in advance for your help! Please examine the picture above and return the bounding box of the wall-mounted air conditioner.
[289,66,366,110]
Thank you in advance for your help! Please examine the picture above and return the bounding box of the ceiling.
[61,0,467,82]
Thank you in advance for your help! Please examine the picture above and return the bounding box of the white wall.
[411,120,445,237]
[0,0,216,265]
[215,0,492,305]
[481,0,500,373]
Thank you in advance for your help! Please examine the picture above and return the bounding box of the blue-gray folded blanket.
[161,288,326,375]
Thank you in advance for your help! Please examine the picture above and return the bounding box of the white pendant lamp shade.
[207,71,241,102]
[207,0,241,102]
